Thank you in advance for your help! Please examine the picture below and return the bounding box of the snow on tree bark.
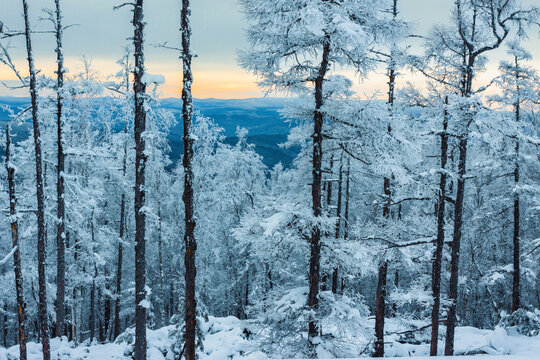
[430,96,449,356]
[512,55,521,313]
[6,125,27,360]
[54,0,67,338]
[181,0,197,359]
[308,38,331,345]
[21,0,51,358]
[132,0,148,358]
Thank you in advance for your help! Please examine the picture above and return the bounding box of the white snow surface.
[0,317,539,359]
[141,73,166,85]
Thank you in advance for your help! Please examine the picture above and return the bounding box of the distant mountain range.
[0,97,299,169]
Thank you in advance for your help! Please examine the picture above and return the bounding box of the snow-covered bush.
[499,308,540,336]
[254,286,371,358]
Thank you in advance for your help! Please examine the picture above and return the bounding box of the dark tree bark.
[103,283,111,341]
[374,175,391,358]
[445,135,468,355]
[6,125,27,360]
[332,156,344,294]
[114,54,130,341]
[445,1,513,351]
[54,0,66,338]
[181,0,197,359]
[21,1,51,358]
[89,280,95,343]
[430,96,449,356]
[374,260,388,357]
[308,38,331,345]
[157,174,165,327]
[374,4,398,351]
[327,157,333,208]
[344,159,350,241]
[374,49,396,358]
[512,56,521,313]
[132,1,148,358]
[114,187,125,340]
[2,304,7,347]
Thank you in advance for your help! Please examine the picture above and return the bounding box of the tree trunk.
[21,1,51,358]
[344,159,350,241]
[512,56,521,313]
[6,125,27,360]
[430,96,449,356]
[132,1,147,358]
[114,64,130,340]
[374,9,397,352]
[374,260,388,357]
[332,156,343,294]
[3,304,7,347]
[89,281,95,343]
[103,283,111,341]
[444,135,468,356]
[114,190,125,340]
[89,213,97,344]
[308,38,331,347]
[157,175,165,327]
[181,0,197,359]
[374,176,391,358]
[54,0,66,339]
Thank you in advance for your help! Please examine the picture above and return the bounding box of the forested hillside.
[0,0,539,359]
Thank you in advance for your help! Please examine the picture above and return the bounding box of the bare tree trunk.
[3,304,7,347]
[181,0,197,359]
[445,135,468,356]
[344,159,350,241]
[332,156,343,294]
[308,38,331,348]
[445,46,475,355]
[374,260,388,357]
[114,54,130,341]
[512,56,521,313]
[103,283,111,341]
[54,0,66,338]
[21,1,51,358]
[6,125,27,360]
[430,96,449,356]
[114,189,125,340]
[132,1,147,358]
[157,174,165,327]
[72,232,80,345]
[89,281,95,343]
[89,211,97,344]
[374,176,391,358]
[374,4,397,351]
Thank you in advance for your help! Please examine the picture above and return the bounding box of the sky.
[0,0,539,99]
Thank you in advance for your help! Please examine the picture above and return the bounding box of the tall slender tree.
[114,50,131,341]
[443,1,537,354]
[181,0,197,358]
[430,96,449,356]
[131,0,148,358]
[6,124,27,360]
[21,0,51,358]
[53,0,66,338]
[492,43,540,313]
[240,2,391,350]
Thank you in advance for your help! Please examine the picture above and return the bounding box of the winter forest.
[0,0,539,359]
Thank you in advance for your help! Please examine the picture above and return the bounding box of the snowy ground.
[0,317,539,359]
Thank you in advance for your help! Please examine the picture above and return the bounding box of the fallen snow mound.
[0,318,539,359]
